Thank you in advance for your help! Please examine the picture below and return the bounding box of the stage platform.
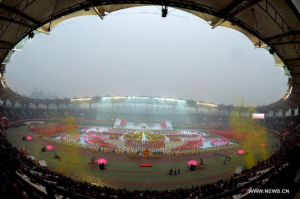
[114,121,172,130]
[139,163,152,167]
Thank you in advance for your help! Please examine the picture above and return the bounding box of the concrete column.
[282,109,286,118]
[291,109,295,117]
[3,100,6,108]
[11,101,15,110]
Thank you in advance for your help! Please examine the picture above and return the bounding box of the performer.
[55,154,60,160]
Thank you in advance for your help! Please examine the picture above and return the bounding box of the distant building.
[38,89,45,99]
[31,88,55,99]
[46,91,58,100]
[30,87,39,99]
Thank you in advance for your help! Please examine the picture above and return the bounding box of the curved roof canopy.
[0,0,299,112]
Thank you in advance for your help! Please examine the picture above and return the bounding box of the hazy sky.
[6,6,287,106]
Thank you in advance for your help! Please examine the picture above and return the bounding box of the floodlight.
[162,5,168,18]
[162,9,168,17]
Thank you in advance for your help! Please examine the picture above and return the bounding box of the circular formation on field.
[33,124,237,154]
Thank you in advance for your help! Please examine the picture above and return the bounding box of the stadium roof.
[0,0,299,113]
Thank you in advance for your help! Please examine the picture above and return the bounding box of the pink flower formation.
[188,160,197,166]
[97,158,107,165]
[46,145,53,151]
[26,136,32,141]
[238,149,245,154]
[260,143,266,147]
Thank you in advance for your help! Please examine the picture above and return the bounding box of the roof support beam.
[292,82,300,87]
[285,100,298,107]
[0,0,37,41]
[11,95,23,102]
[272,41,300,46]
[286,58,300,62]
[291,91,300,95]
[0,3,39,25]
[288,96,300,103]
[273,104,286,111]
[0,16,32,28]
[257,1,300,59]
[0,40,12,45]
[210,0,245,27]
[1,93,17,101]
[211,0,263,29]
[93,6,104,20]
[267,31,300,41]
[285,0,300,22]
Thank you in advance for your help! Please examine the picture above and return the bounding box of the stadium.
[0,0,300,199]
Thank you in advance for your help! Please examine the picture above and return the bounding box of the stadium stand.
[0,107,299,198]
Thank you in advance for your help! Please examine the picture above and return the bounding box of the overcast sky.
[5,6,287,106]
